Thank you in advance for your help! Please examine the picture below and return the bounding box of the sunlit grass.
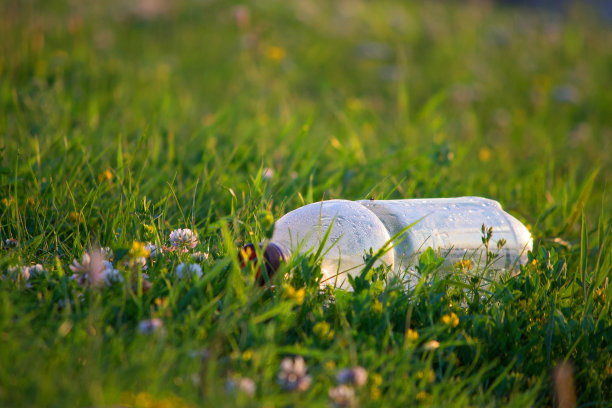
[0,0,610,406]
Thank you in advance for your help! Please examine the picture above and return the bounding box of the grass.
[1,0,611,406]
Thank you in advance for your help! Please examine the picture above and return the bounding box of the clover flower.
[70,249,122,287]
[225,377,256,397]
[191,251,209,263]
[145,243,159,258]
[337,366,368,387]
[175,263,202,279]
[100,247,114,261]
[4,238,18,249]
[262,167,274,180]
[169,228,198,251]
[328,385,356,407]
[6,265,30,282]
[278,356,312,392]
[138,318,164,335]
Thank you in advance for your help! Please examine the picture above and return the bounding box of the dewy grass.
[1,0,611,406]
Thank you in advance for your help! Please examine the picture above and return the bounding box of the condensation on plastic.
[271,197,532,289]
[271,200,395,289]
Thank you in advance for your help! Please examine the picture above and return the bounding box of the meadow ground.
[1,0,611,406]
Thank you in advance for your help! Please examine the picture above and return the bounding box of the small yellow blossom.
[284,284,305,305]
[240,245,254,263]
[406,329,419,341]
[313,321,334,341]
[242,349,252,361]
[416,391,429,401]
[98,170,113,183]
[530,259,539,268]
[371,373,383,386]
[441,312,459,328]
[265,46,286,61]
[324,360,336,370]
[478,147,491,162]
[346,97,364,111]
[455,259,472,272]
[372,299,383,313]
[129,241,150,259]
[417,370,435,383]
[143,224,156,236]
[370,386,381,400]
[69,211,83,223]
[593,287,606,304]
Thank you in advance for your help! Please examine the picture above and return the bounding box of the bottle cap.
[240,242,287,284]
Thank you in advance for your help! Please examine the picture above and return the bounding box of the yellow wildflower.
[324,360,336,370]
[593,287,606,304]
[372,299,383,313]
[441,312,459,328]
[69,211,83,223]
[371,373,383,386]
[285,284,305,305]
[313,321,334,341]
[454,259,472,272]
[265,46,286,61]
[98,170,113,183]
[416,391,429,401]
[417,370,435,383]
[242,349,252,361]
[129,241,150,259]
[370,386,381,400]
[406,329,419,341]
[478,147,491,162]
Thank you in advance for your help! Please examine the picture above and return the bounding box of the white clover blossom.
[278,356,312,392]
[175,263,202,279]
[328,384,356,407]
[27,264,45,277]
[145,242,159,258]
[225,377,256,397]
[70,249,122,287]
[337,366,368,387]
[169,228,198,250]
[262,167,274,180]
[138,318,164,335]
[191,251,209,263]
[124,257,147,271]
[6,265,29,281]
[100,247,113,261]
[5,264,45,282]
[4,238,18,248]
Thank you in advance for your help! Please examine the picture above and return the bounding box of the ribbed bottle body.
[271,197,532,288]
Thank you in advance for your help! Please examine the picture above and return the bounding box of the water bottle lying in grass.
[245,197,532,289]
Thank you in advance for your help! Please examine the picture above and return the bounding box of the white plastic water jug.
[259,197,532,289]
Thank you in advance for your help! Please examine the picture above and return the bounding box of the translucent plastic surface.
[271,200,395,289]
[357,197,532,272]
[271,197,532,288]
